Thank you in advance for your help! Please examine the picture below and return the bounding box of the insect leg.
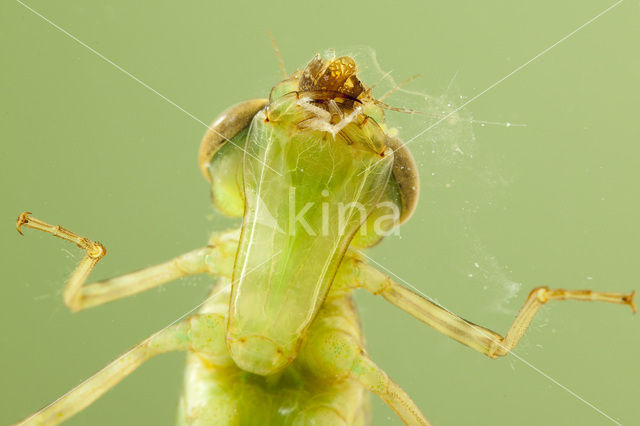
[13,313,228,426]
[352,259,635,358]
[300,303,430,426]
[350,354,431,426]
[488,287,635,357]
[15,212,236,311]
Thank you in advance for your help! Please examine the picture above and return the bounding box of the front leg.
[16,212,236,311]
[350,258,635,358]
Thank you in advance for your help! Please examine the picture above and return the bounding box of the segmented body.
[177,230,370,425]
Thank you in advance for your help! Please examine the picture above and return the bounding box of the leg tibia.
[14,330,178,425]
[353,259,635,359]
[77,247,213,310]
[13,314,225,425]
[351,355,430,426]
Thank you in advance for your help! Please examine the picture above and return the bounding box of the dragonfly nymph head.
[199,51,420,375]
[269,53,386,140]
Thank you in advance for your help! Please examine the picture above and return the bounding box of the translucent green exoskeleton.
[14,52,635,425]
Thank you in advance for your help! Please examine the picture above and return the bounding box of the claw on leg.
[16,211,32,235]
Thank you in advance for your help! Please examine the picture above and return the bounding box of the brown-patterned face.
[298,54,366,100]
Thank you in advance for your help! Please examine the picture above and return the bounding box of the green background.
[1,1,638,425]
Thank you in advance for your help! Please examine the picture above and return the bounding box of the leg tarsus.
[489,286,636,358]
[534,287,635,312]
[15,212,223,311]
[16,212,106,256]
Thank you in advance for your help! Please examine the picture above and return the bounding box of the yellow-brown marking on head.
[299,54,366,101]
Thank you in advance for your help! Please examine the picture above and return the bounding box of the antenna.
[267,30,287,78]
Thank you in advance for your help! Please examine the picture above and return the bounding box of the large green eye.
[199,98,268,181]
[199,99,268,217]
[207,129,248,217]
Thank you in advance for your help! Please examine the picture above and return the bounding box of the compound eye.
[386,136,419,224]
[198,98,268,181]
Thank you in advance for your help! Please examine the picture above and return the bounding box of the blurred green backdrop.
[1,1,638,425]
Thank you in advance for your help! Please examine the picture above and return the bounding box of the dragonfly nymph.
[15,51,635,425]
